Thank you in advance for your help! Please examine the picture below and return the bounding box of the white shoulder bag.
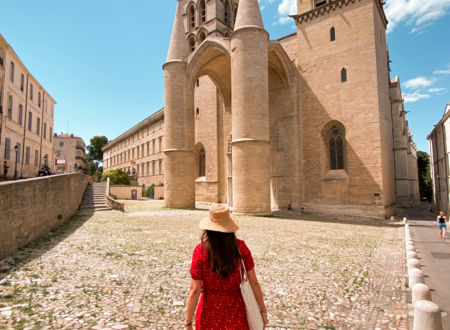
[240,259,265,330]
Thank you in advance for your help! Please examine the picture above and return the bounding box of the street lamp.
[13,143,19,180]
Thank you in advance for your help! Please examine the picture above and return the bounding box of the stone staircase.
[79,182,111,213]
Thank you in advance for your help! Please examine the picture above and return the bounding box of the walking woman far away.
[437,211,448,239]
[184,205,268,329]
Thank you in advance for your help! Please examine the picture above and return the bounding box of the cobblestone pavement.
[0,202,407,329]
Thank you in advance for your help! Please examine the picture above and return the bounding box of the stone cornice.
[290,0,388,29]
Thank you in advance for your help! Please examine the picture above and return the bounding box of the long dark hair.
[201,230,241,278]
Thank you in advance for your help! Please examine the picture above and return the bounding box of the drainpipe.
[20,74,29,177]
[38,91,45,169]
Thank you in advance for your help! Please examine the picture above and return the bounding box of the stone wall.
[110,185,143,200]
[0,173,88,260]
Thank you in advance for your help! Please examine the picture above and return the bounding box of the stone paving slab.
[0,208,407,329]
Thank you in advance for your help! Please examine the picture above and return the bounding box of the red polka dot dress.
[190,239,254,330]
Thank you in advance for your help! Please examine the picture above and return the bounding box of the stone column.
[163,2,195,209]
[231,0,271,214]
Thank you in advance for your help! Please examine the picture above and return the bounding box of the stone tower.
[231,0,271,214]
[180,0,239,50]
[163,2,195,209]
[293,0,397,216]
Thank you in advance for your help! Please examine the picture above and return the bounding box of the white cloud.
[384,0,450,33]
[427,87,447,93]
[403,76,435,89]
[404,92,431,103]
[277,0,297,24]
[434,64,450,75]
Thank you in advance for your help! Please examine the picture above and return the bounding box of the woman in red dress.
[184,205,268,329]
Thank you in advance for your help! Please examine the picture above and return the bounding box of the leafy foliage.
[101,169,130,185]
[85,136,108,178]
[417,151,433,202]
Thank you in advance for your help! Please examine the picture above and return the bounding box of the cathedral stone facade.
[104,0,420,217]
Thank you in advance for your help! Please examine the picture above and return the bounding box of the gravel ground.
[0,205,406,329]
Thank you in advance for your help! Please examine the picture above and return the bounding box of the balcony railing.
[76,145,85,151]
[75,155,85,162]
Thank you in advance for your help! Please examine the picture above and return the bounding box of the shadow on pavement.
[0,211,94,281]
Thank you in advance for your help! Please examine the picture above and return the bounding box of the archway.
[186,40,232,204]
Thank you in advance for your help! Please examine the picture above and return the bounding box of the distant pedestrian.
[3,161,9,178]
[437,211,448,239]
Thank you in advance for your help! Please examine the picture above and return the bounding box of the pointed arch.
[197,28,208,43]
[322,120,346,171]
[195,143,206,177]
[188,3,196,30]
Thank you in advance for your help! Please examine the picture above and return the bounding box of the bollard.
[408,258,421,273]
[412,283,432,304]
[407,245,416,253]
[413,300,443,330]
[407,251,418,259]
[409,268,425,288]
[404,217,408,224]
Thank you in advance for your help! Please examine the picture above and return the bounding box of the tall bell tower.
[180,0,239,51]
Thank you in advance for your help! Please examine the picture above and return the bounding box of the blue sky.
[1,0,449,152]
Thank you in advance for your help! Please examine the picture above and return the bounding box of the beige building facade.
[0,33,56,179]
[53,134,86,173]
[428,104,450,213]
[105,0,420,217]
[102,110,165,187]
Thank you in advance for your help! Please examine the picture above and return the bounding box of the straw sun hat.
[199,205,239,233]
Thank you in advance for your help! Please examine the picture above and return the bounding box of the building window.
[0,54,3,66]
[35,150,39,167]
[30,84,33,100]
[4,138,11,160]
[44,123,47,139]
[7,95,12,119]
[10,61,14,82]
[225,1,231,26]
[328,127,344,170]
[330,27,336,41]
[199,0,206,23]
[36,117,41,135]
[20,74,24,91]
[152,161,155,175]
[189,5,196,29]
[196,79,200,87]
[159,137,162,152]
[50,127,53,141]
[196,107,200,118]
[38,92,41,107]
[59,141,64,147]
[18,105,23,125]
[341,68,347,83]
[315,0,327,7]
[25,147,30,165]
[198,147,206,177]
[159,159,162,174]
[28,112,32,131]
[199,31,206,42]
[189,37,196,52]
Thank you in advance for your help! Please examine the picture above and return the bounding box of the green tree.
[417,151,433,202]
[101,169,130,185]
[85,136,108,178]
[86,136,108,162]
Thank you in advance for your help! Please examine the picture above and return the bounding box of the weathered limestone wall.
[297,0,392,217]
[0,173,88,260]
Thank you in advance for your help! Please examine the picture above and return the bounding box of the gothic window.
[189,5,196,29]
[200,0,206,23]
[341,68,347,82]
[199,31,206,42]
[329,127,344,170]
[189,37,196,52]
[224,1,230,26]
[199,147,206,177]
[330,27,335,41]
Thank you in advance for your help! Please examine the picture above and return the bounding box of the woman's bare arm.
[247,269,268,326]
[185,279,201,328]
